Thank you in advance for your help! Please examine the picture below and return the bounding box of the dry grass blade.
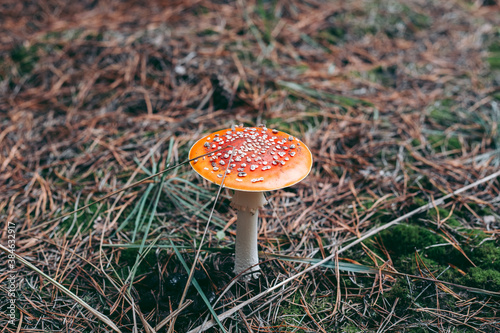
[155,299,193,331]
[0,244,121,333]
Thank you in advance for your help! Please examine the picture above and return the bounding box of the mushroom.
[189,125,312,278]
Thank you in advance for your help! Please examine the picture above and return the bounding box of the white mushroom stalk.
[230,190,267,278]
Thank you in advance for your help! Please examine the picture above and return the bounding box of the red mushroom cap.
[189,125,312,192]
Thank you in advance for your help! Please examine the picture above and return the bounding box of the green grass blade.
[133,156,153,176]
[126,138,174,293]
[127,165,165,292]
[170,240,227,332]
[131,184,155,243]
[163,180,227,228]
[126,171,166,293]
[114,197,141,234]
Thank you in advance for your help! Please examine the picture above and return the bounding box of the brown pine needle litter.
[1,0,500,332]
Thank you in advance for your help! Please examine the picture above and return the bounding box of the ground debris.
[1,0,500,332]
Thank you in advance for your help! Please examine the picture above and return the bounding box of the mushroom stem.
[231,191,267,278]
[234,209,260,277]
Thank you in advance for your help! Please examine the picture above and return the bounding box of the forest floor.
[1,0,500,332]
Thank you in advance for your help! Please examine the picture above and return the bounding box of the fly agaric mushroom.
[189,125,312,278]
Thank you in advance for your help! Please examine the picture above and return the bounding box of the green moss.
[340,323,364,333]
[377,224,443,256]
[384,278,413,313]
[277,293,306,329]
[465,268,500,290]
[277,291,335,331]
[467,237,500,271]
[427,206,462,227]
[372,220,500,293]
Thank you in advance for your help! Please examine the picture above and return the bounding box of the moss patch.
[371,223,500,294]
